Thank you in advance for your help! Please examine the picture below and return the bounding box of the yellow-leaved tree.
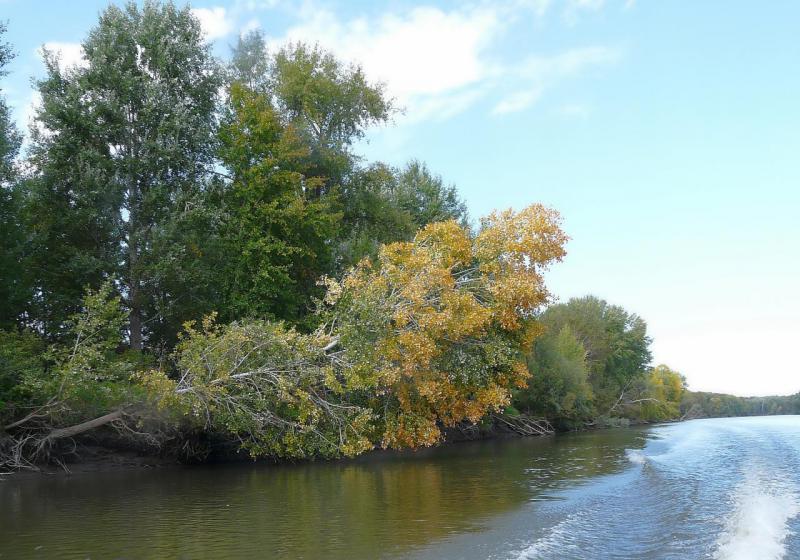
[327,204,568,448]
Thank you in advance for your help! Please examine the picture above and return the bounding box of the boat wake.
[713,470,800,560]
[625,449,647,465]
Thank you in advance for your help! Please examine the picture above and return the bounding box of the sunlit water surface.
[2,416,800,559]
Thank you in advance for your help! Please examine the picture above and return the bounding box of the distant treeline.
[681,391,800,419]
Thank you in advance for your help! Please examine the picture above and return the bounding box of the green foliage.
[24,1,221,344]
[537,296,652,415]
[518,325,593,427]
[513,296,654,426]
[271,42,394,189]
[23,281,136,422]
[215,83,339,325]
[0,330,46,420]
[140,317,374,459]
[0,22,26,329]
[1,280,141,454]
[336,160,469,270]
[393,160,469,230]
[627,364,686,422]
[0,21,19,183]
[228,30,271,93]
[681,390,800,418]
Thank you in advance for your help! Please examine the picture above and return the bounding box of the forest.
[0,2,793,471]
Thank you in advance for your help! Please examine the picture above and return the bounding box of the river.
[2,416,799,559]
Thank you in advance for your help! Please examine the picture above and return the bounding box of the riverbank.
[3,413,652,476]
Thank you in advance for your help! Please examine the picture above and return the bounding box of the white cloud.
[266,3,621,123]
[268,5,502,121]
[192,7,235,41]
[178,0,625,131]
[38,42,85,71]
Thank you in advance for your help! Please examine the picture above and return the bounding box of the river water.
[2,416,800,559]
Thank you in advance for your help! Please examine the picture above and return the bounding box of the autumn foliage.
[327,204,568,448]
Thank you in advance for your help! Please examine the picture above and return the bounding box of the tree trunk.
[45,410,123,442]
[127,175,143,351]
[129,296,143,351]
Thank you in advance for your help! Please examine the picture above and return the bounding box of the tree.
[539,296,652,415]
[518,325,593,427]
[229,36,394,193]
[0,21,26,328]
[335,163,416,270]
[328,205,568,448]
[25,1,221,347]
[271,42,394,192]
[1,282,141,470]
[139,317,374,460]
[216,82,338,325]
[393,160,468,230]
[626,364,686,421]
[335,160,469,271]
[228,29,271,93]
[141,204,568,457]
[0,21,18,182]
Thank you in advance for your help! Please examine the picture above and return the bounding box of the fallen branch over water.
[492,414,554,436]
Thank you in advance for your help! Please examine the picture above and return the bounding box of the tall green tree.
[216,82,338,324]
[229,34,393,193]
[26,2,221,347]
[270,42,393,192]
[0,22,18,181]
[228,30,271,93]
[0,21,25,328]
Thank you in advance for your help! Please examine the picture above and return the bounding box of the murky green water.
[3,417,800,559]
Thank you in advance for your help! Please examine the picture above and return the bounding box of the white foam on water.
[714,471,800,560]
[625,449,647,465]
[512,511,584,559]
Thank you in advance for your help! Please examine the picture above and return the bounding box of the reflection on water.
[10,419,798,560]
[0,428,647,559]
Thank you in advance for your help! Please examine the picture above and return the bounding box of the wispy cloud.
[492,88,544,115]
[492,46,620,115]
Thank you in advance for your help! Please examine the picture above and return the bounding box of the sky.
[1,0,798,396]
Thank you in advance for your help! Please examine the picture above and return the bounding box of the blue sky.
[2,0,799,396]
